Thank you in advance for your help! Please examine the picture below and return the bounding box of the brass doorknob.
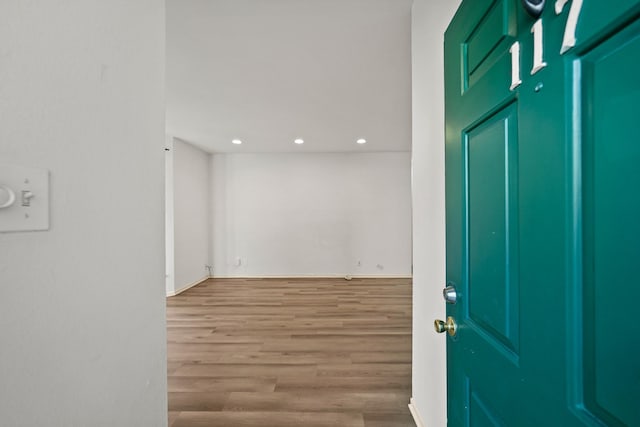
[434,316,457,336]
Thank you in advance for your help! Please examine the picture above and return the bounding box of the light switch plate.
[0,164,50,232]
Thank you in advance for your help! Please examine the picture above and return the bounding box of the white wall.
[0,2,167,426]
[165,137,175,295]
[211,152,412,277]
[171,138,211,293]
[410,0,461,426]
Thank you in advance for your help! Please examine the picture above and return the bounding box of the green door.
[444,1,640,425]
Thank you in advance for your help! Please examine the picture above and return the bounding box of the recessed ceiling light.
[232,139,242,145]
[294,138,304,145]
[356,138,367,144]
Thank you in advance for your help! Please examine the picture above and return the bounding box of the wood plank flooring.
[167,277,414,427]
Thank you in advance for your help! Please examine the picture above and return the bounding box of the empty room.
[164,1,416,426]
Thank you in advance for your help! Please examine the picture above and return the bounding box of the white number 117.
[509,0,584,91]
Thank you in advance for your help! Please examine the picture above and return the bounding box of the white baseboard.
[209,275,412,279]
[408,398,426,427]
[166,276,210,297]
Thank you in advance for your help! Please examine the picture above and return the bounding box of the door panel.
[467,104,519,356]
[469,384,506,427]
[576,0,639,49]
[445,1,640,426]
[581,22,640,427]
[463,0,517,91]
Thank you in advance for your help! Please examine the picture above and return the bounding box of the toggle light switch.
[21,190,34,207]
[0,164,49,232]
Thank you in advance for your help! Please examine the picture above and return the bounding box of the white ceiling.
[166,0,413,153]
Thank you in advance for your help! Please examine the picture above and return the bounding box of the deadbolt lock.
[443,283,458,304]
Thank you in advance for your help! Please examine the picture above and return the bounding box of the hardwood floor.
[166,277,415,427]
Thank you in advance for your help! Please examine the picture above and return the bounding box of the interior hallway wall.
[410,0,462,425]
[170,138,211,294]
[0,1,167,426]
[210,152,412,277]
[165,136,175,295]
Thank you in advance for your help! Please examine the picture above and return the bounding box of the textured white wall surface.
[165,137,176,295]
[0,1,168,426]
[411,0,462,425]
[172,139,211,291]
[210,152,412,277]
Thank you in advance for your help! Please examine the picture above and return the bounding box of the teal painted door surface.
[444,1,640,426]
